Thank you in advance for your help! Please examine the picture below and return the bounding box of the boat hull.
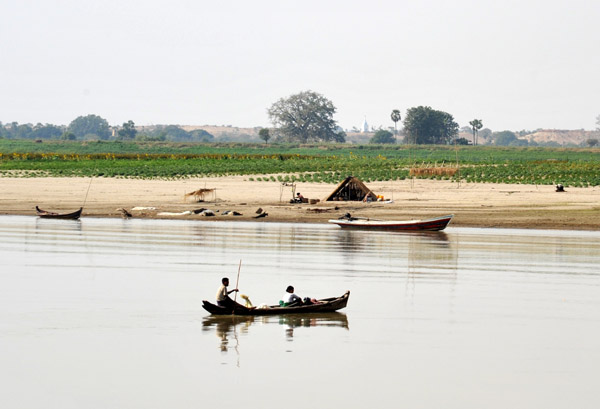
[202,291,350,316]
[36,206,82,220]
[329,215,453,231]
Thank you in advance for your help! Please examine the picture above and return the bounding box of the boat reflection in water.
[278,312,349,340]
[202,312,349,352]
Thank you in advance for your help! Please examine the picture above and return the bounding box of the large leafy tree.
[68,114,111,139]
[402,106,458,144]
[267,90,346,143]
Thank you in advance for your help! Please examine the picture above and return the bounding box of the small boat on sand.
[329,214,453,231]
[35,206,82,220]
[202,291,350,316]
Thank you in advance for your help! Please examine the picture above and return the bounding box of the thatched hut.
[325,176,378,202]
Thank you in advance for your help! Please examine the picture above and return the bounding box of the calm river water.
[1,216,599,409]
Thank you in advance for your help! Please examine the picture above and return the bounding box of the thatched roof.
[325,176,377,202]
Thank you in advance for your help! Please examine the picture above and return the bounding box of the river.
[0,216,599,408]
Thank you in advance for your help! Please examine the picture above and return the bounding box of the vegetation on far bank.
[1,139,599,187]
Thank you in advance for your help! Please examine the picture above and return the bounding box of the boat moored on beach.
[35,206,82,220]
[329,214,453,231]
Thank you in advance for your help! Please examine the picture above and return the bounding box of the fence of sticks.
[409,162,458,178]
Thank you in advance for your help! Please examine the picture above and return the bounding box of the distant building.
[361,117,369,133]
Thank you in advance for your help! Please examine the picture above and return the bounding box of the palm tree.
[469,119,483,145]
[390,109,401,142]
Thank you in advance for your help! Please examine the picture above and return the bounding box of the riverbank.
[1,176,599,230]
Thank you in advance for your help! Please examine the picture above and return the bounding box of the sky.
[1,0,599,132]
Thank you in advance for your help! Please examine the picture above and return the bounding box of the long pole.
[234,259,242,302]
[82,177,93,208]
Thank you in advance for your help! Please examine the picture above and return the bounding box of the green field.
[1,140,599,187]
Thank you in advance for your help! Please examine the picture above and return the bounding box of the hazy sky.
[2,0,599,131]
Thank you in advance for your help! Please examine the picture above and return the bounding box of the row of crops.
[1,141,599,186]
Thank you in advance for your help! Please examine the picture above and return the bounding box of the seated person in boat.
[280,285,303,306]
[216,277,238,307]
[280,286,319,306]
[294,192,304,203]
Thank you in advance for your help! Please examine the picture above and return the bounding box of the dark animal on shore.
[118,208,132,218]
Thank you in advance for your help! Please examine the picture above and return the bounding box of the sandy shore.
[1,176,599,230]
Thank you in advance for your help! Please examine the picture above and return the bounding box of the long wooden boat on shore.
[35,206,82,220]
[329,214,453,231]
[202,291,350,316]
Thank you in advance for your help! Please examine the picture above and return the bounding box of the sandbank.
[1,176,599,230]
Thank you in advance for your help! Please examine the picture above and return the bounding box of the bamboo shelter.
[325,176,378,202]
[184,188,216,202]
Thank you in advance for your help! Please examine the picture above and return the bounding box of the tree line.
[0,116,214,143]
[3,95,598,147]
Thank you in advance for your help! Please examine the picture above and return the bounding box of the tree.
[258,128,271,143]
[149,125,190,141]
[402,106,458,144]
[586,138,599,147]
[469,119,483,145]
[370,129,395,144]
[479,128,493,143]
[135,133,166,142]
[452,137,471,145]
[60,131,76,140]
[31,123,63,139]
[68,114,110,139]
[493,131,519,146]
[117,120,137,140]
[390,109,401,142]
[189,129,214,142]
[13,123,33,139]
[267,90,346,143]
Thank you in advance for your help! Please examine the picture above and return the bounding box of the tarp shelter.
[325,176,378,202]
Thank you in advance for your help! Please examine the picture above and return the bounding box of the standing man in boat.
[216,277,238,307]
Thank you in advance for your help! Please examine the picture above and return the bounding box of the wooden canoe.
[202,291,350,316]
[328,214,453,231]
[36,206,82,220]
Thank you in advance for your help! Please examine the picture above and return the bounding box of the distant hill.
[181,125,261,142]
[156,125,600,146]
[460,129,600,146]
[523,129,600,146]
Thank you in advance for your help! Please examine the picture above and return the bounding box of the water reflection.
[202,313,349,351]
